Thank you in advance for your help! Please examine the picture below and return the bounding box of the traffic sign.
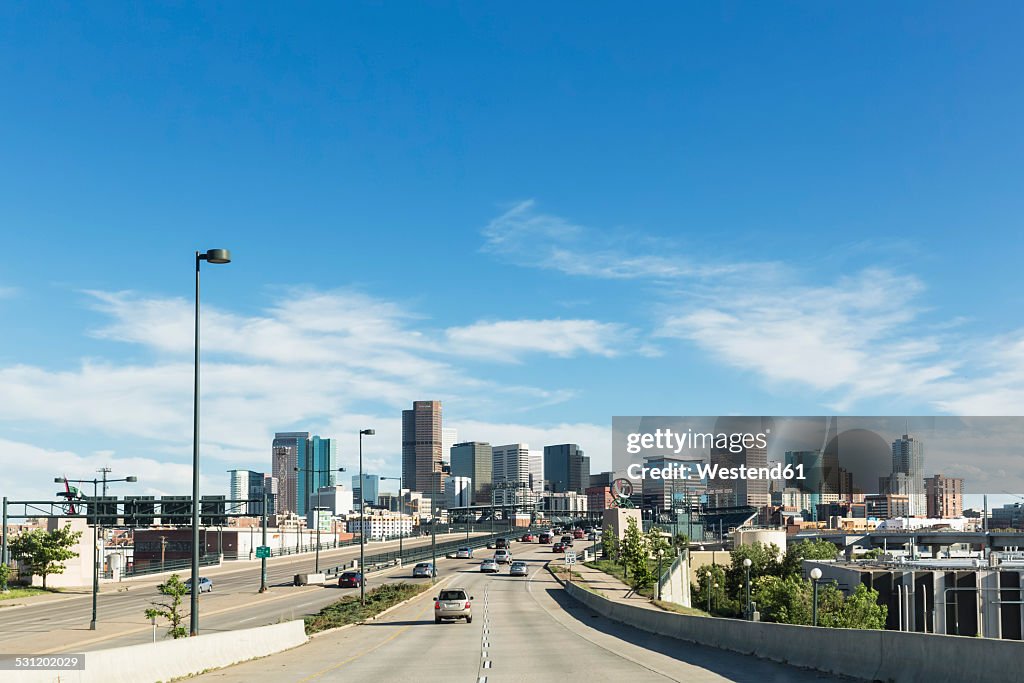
[256,546,271,558]
[565,551,577,566]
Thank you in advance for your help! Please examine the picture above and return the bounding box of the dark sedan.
[338,571,363,588]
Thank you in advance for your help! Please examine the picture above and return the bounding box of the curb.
[308,575,452,639]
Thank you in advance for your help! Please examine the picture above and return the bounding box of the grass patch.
[583,559,660,599]
[0,587,50,601]
[547,564,586,585]
[651,600,709,617]
[304,582,432,634]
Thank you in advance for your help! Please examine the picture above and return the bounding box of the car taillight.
[434,601,441,609]
[465,602,471,609]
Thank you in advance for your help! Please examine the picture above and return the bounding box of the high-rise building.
[442,427,458,466]
[891,434,925,516]
[925,474,963,518]
[543,444,590,494]
[304,436,339,514]
[711,443,769,509]
[529,449,544,494]
[272,432,307,515]
[227,470,266,515]
[263,475,279,516]
[352,474,380,511]
[492,443,531,506]
[445,476,473,508]
[451,441,493,506]
[784,450,839,520]
[402,401,443,501]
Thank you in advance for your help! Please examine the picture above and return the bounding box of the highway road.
[0,532,482,654]
[194,542,846,683]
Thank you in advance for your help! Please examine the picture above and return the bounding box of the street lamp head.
[200,249,231,264]
[360,429,375,436]
[743,558,752,568]
[126,476,138,482]
[55,477,66,483]
[810,568,823,580]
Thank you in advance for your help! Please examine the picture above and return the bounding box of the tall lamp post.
[54,473,137,630]
[294,465,346,573]
[358,429,375,605]
[810,567,822,627]
[656,548,664,601]
[743,557,753,620]
[191,248,231,637]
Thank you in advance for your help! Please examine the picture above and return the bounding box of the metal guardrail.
[104,554,220,579]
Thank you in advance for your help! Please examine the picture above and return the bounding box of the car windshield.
[416,563,430,568]
[439,590,466,601]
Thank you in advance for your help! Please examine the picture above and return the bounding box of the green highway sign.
[256,546,271,558]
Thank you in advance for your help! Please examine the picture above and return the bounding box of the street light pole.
[811,567,822,627]
[359,429,375,605]
[259,491,268,593]
[743,557,753,620]
[191,248,230,637]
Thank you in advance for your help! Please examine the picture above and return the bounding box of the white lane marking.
[483,660,492,669]
[478,678,487,683]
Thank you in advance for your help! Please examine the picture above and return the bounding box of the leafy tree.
[694,564,728,615]
[8,525,83,589]
[0,562,11,592]
[725,542,780,604]
[857,548,884,560]
[822,583,887,630]
[601,525,619,561]
[621,517,651,590]
[781,539,839,577]
[145,574,190,639]
[671,533,689,555]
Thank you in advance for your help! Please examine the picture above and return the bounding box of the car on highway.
[455,547,474,559]
[509,561,529,577]
[553,542,566,553]
[480,558,499,573]
[184,577,213,594]
[520,533,534,542]
[539,532,553,544]
[587,532,598,541]
[495,537,510,549]
[493,549,513,564]
[338,571,363,588]
[434,588,473,623]
[573,529,585,539]
[413,562,436,578]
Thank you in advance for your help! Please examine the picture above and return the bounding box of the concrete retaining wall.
[11,620,308,683]
[565,582,1024,683]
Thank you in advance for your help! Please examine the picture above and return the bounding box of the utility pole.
[259,491,268,593]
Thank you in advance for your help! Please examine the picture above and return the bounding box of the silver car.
[509,561,529,577]
[413,562,435,578]
[434,588,473,623]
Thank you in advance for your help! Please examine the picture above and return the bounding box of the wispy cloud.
[482,200,776,280]
[446,319,646,363]
[0,286,18,299]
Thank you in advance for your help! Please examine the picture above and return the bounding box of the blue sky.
[1,3,1023,507]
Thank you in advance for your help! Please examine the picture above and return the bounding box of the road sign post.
[256,546,270,559]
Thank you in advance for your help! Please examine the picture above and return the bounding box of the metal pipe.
[190,252,201,636]
[259,491,267,593]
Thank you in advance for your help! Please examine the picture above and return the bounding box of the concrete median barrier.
[564,581,1024,683]
[9,620,308,683]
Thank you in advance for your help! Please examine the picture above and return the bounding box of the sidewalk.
[557,558,667,613]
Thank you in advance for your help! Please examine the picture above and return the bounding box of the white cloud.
[450,419,612,472]
[0,286,17,299]
[445,319,639,362]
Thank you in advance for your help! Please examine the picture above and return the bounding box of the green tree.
[725,542,780,605]
[822,583,887,629]
[621,517,651,590]
[753,575,814,624]
[671,533,689,555]
[781,539,839,577]
[601,525,619,561]
[0,562,11,592]
[694,564,728,615]
[8,525,83,589]
[145,574,190,639]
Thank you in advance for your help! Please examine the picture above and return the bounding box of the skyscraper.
[402,400,443,501]
[272,431,307,515]
[442,427,459,465]
[263,475,279,516]
[529,449,544,494]
[227,469,265,515]
[892,434,925,516]
[543,444,590,493]
[710,443,770,509]
[925,474,963,518]
[352,474,380,510]
[492,443,531,506]
[451,441,493,505]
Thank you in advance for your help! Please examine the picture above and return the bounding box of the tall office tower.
[710,443,770,509]
[227,470,266,515]
[352,474,380,511]
[451,441,493,505]
[892,434,925,516]
[272,431,308,515]
[307,436,338,511]
[529,449,544,494]
[784,450,825,519]
[640,456,704,510]
[444,476,473,509]
[492,443,531,506]
[543,444,590,493]
[442,427,459,466]
[925,474,963,518]
[263,475,279,516]
[402,401,443,500]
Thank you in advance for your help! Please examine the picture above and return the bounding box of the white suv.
[493,549,512,564]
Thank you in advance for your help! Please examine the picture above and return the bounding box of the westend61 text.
[626,462,806,481]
